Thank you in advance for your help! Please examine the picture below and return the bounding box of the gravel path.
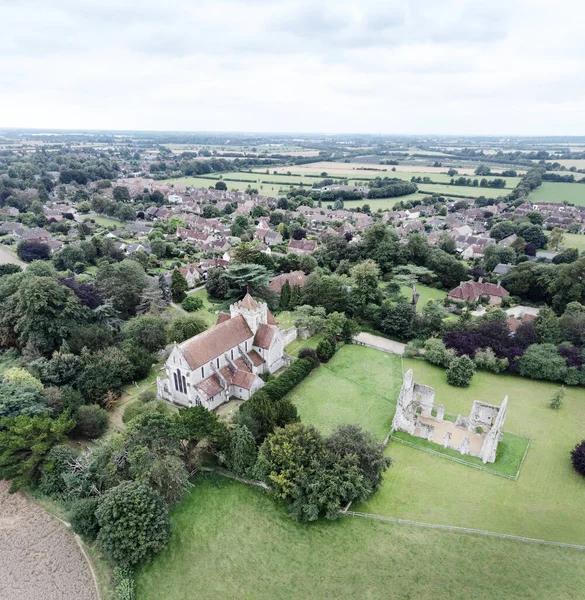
[353,332,406,355]
[0,481,98,600]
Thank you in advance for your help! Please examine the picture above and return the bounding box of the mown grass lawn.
[287,345,402,441]
[284,334,323,357]
[358,358,585,544]
[558,232,585,253]
[187,288,221,328]
[399,283,446,311]
[135,474,585,600]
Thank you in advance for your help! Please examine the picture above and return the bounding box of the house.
[498,234,518,248]
[173,264,203,289]
[263,230,283,246]
[168,194,183,204]
[493,263,511,276]
[288,239,317,255]
[447,281,510,305]
[269,270,308,293]
[156,294,295,410]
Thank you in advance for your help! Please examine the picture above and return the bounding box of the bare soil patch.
[0,481,98,600]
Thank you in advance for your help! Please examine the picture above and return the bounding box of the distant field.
[82,215,124,227]
[528,182,585,206]
[417,183,507,199]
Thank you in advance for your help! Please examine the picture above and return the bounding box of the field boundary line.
[345,511,585,551]
[50,513,102,600]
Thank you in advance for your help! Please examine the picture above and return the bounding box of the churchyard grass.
[398,283,446,311]
[135,474,585,600]
[284,334,323,357]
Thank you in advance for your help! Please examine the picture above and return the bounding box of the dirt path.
[0,481,98,600]
[0,246,25,267]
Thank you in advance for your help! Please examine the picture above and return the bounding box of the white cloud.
[0,0,584,134]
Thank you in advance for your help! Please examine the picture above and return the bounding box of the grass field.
[417,183,508,198]
[358,358,585,545]
[288,345,402,441]
[560,232,585,253]
[82,215,124,227]
[284,334,323,357]
[186,288,221,327]
[528,181,585,206]
[135,474,585,600]
[399,284,446,310]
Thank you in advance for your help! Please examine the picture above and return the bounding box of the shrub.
[298,348,317,360]
[138,390,157,404]
[550,387,565,409]
[403,340,422,359]
[95,481,171,567]
[446,355,475,387]
[316,338,336,363]
[181,295,204,312]
[74,405,109,438]
[69,497,100,541]
[518,344,568,383]
[39,444,78,498]
[114,567,136,600]
[423,338,454,368]
[473,348,509,374]
[570,440,585,476]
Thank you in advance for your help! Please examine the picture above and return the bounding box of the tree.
[349,260,382,309]
[226,424,257,477]
[340,318,359,343]
[176,406,227,459]
[255,423,325,500]
[570,439,585,477]
[171,269,188,303]
[150,239,167,259]
[446,355,475,387]
[490,221,516,242]
[325,424,391,495]
[74,405,109,438]
[95,481,171,567]
[0,275,86,353]
[279,280,292,311]
[17,241,51,262]
[69,498,100,541]
[518,344,567,382]
[0,413,75,491]
[53,246,87,272]
[222,263,272,299]
[122,315,166,353]
[39,444,78,498]
[112,186,131,203]
[294,305,326,337]
[167,314,207,344]
[96,260,147,319]
[534,307,562,344]
[215,180,227,191]
[474,164,491,176]
[316,337,336,363]
[548,227,565,250]
[0,380,49,420]
[550,387,565,409]
[0,264,21,277]
[181,295,204,312]
[78,347,134,405]
[437,234,457,255]
[380,301,417,339]
[424,338,454,368]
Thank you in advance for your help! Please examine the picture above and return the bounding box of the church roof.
[236,292,260,311]
[254,323,276,349]
[178,314,252,370]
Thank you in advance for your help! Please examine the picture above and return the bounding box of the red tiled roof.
[269,270,308,293]
[216,312,231,325]
[447,281,509,302]
[248,349,265,367]
[232,370,256,389]
[254,324,275,349]
[507,314,536,333]
[267,309,278,326]
[235,293,260,311]
[178,314,252,369]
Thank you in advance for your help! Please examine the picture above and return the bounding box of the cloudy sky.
[1,0,584,135]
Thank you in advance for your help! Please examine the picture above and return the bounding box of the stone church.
[157,293,295,410]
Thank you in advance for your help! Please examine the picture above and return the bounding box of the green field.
[399,284,446,311]
[417,183,508,198]
[528,181,585,206]
[82,215,124,227]
[560,232,585,253]
[358,358,585,545]
[135,474,585,600]
[288,345,402,441]
[284,334,323,357]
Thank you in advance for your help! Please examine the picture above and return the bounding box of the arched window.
[173,372,179,392]
[176,369,185,394]
[201,366,205,378]
[182,374,187,393]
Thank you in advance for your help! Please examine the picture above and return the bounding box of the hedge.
[260,357,319,401]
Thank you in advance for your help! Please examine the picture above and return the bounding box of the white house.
[157,294,296,410]
[168,193,183,204]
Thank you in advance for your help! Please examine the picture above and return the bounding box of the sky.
[1,0,585,136]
